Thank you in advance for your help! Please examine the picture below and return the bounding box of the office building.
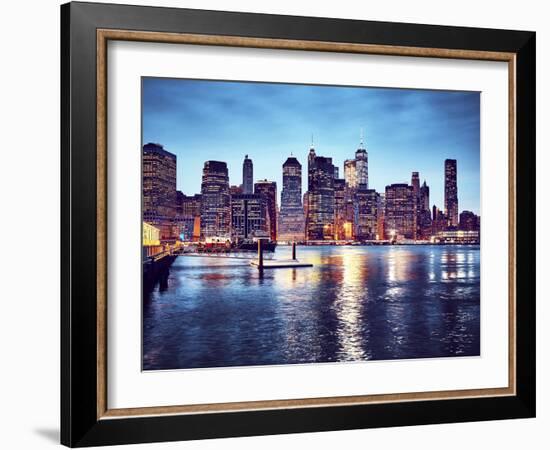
[354,188,379,240]
[242,155,253,194]
[333,178,347,240]
[307,155,335,240]
[230,194,267,240]
[444,159,459,228]
[254,179,278,241]
[279,156,305,242]
[459,210,480,232]
[200,160,230,239]
[385,183,416,240]
[142,143,177,239]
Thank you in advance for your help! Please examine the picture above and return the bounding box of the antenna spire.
[360,128,364,148]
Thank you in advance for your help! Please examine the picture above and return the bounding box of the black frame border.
[61,2,535,447]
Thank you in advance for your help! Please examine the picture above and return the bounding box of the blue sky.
[142,78,480,215]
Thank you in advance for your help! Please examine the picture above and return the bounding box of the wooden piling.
[257,239,264,270]
[292,241,296,260]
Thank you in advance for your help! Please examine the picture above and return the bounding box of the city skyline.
[142,77,480,215]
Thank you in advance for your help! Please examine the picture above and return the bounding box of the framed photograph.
[61,1,535,447]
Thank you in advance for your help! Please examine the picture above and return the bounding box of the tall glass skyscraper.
[242,154,253,194]
[307,155,335,240]
[142,143,177,239]
[419,180,432,239]
[385,183,416,240]
[355,136,368,188]
[444,159,459,228]
[354,187,379,240]
[343,159,357,188]
[279,156,305,242]
[254,179,278,242]
[200,161,230,239]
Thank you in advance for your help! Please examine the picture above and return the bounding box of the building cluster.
[142,138,480,245]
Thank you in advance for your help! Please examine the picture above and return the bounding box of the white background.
[0,0,546,449]
[108,41,509,409]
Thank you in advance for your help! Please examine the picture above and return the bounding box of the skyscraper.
[419,180,432,239]
[420,180,430,212]
[142,143,177,239]
[306,142,316,235]
[376,193,386,240]
[200,161,230,239]
[254,179,278,242]
[343,159,357,189]
[411,172,421,238]
[385,183,416,240]
[230,194,267,240]
[307,145,316,187]
[279,156,305,242]
[354,188,379,240]
[444,159,459,228]
[307,155,335,240]
[411,172,420,198]
[333,178,346,240]
[242,154,253,194]
[355,133,368,188]
[355,148,368,188]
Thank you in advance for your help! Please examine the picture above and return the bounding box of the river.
[143,245,480,370]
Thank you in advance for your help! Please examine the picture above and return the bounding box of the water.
[143,245,480,370]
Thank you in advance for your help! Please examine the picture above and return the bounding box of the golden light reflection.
[387,248,413,283]
[333,249,367,360]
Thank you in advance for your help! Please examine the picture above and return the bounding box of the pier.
[251,240,313,270]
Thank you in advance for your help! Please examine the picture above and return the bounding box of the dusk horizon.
[142,77,480,215]
[142,76,482,371]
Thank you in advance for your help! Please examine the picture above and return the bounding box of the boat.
[236,239,277,252]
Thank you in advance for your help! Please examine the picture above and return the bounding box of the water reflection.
[143,245,480,370]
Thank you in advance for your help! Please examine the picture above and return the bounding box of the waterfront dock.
[250,259,312,269]
[252,240,312,270]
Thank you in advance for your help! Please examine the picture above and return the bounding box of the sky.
[142,77,480,215]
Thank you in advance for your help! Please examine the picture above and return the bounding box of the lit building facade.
[444,159,459,228]
[179,193,202,217]
[459,210,480,232]
[279,156,305,242]
[385,183,416,240]
[411,171,421,238]
[344,159,357,188]
[418,181,432,239]
[432,205,447,235]
[142,222,162,258]
[355,147,368,188]
[354,188,379,240]
[176,192,202,241]
[142,143,177,240]
[200,160,230,239]
[307,155,335,240]
[230,194,267,240]
[242,155,253,194]
[333,178,347,240]
[376,193,385,240]
[434,230,480,244]
[254,179,278,242]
